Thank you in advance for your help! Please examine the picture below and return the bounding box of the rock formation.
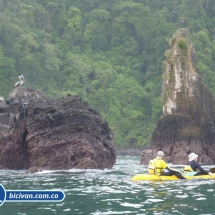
[141,28,215,165]
[0,87,116,170]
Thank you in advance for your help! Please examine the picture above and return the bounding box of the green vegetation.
[178,38,187,51]
[178,37,188,68]
[0,0,215,149]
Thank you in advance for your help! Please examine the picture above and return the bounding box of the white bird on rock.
[15,75,25,87]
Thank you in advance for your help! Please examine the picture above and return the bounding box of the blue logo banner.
[0,184,65,206]
[0,184,6,206]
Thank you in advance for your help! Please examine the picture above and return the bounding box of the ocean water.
[0,156,215,215]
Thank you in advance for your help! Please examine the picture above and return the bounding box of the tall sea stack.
[141,28,215,165]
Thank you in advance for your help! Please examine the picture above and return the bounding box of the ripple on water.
[120,202,143,208]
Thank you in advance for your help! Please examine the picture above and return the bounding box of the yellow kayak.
[131,174,215,181]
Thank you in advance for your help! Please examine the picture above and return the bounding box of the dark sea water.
[0,156,215,215]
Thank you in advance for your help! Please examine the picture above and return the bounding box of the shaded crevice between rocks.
[22,128,29,169]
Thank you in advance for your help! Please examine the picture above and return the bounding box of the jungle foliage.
[0,0,215,149]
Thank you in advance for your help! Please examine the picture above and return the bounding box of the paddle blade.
[209,168,215,173]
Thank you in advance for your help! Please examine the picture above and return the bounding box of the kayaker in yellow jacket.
[148,151,186,179]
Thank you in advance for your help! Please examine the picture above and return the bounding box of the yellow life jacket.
[148,158,167,175]
[183,165,194,173]
[148,160,156,174]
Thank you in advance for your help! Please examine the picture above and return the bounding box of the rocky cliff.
[0,87,116,170]
[141,28,215,165]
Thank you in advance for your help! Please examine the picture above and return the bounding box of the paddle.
[209,168,215,173]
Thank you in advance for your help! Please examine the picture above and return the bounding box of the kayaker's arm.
[166,167,183,174]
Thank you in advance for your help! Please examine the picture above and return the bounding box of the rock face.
[141,28,215,165]
[0,87,116,170]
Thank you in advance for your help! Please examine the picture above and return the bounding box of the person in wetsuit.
[188,152,213,176]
